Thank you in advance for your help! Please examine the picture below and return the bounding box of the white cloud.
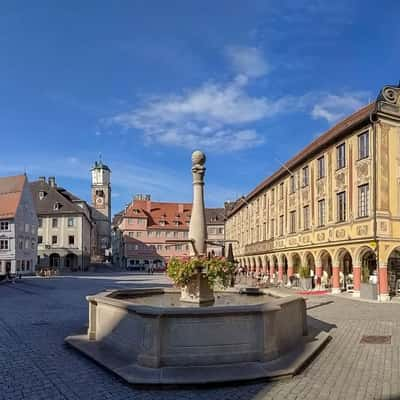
[110,77,279,151]
[311,92,368,123]
[226,46,269,78]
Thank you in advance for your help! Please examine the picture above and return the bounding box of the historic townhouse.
[31,177,93,271]
[225,84,400,301]
[112,195,226,270]
[0,175,38,278]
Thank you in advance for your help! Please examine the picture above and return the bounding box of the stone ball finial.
[192,150,206,166]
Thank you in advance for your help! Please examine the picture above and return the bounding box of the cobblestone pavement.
[1,273,400,400]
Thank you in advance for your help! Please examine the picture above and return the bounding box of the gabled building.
[112,195,228,270]
[0,175,38,277]
[30,177,93,271]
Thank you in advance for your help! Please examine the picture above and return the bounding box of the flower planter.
[360,283,377,300]
[180,270,215,304]
[300,277,313,290]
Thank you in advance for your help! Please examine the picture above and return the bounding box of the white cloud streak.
[225,46,270,78]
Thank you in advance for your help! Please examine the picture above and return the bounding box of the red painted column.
[332,266,340,293]
[255,264,260,276]
[286,264,294,286]
[378,262,389,301]
[278,264,284,282]
[270,263,275,282]
[353,265,361,294]
[263,263,268,275]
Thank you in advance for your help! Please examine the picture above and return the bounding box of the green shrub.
[299,265,311,278]
[167,256,235,289]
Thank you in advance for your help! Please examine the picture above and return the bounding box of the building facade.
[112,195,226,270]
[0,175,38,277]
[225,84,400,301]
[31,177,93,271]
[205,208,225,257]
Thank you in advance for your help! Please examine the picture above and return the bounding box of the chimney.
[38,176,46,183]
[178,203,184,213]
[48,177,56,187]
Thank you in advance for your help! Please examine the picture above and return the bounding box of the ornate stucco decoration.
[302,188,309,203]
[288,238,297,246]
[335,229,346,239]
[356,161,369,184]
[317,232,325,241]
[356,225,368,236]
[317,180,325,197]
[376,85,400,117]
[335,171,346,190]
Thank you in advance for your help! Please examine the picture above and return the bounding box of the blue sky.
[1,1,400,215]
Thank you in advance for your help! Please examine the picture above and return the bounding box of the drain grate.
[360,335,391,344]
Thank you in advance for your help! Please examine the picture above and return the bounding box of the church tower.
[91,159,111,257]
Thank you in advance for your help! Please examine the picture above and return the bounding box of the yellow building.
[226,84,400,301]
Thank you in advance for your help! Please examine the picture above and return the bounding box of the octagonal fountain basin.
[65,288,329,385]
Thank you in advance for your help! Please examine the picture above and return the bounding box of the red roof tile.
[0,175,26,219]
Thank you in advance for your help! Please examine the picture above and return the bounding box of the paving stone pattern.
[0,273,400,400]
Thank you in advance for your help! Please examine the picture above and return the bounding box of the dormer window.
[39,191,46,200]
[174,221,180,226]
[159,220,166,226]
[53,202,61,211]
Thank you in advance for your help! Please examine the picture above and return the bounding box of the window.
[337,191,346,222]
[39,191,45,200]
[38,236,43,244]
[358,184,369,217]
[52,218,58,228]
[318,199,325,227]
[128,218,134,224]
[279,215,284,236]
[0,221,9,231]
[25,223,29,233]
[53,202,61,211]
[271,189,275,205]
[68,235,75,245]
[26,260,30,271]
[290,175,296,194]
[279,183,284,200]
[135,231,142,238]
[302,166,309,187]
[175,244,182,251]
[289,211,296,234]
[317,156,325,179]
[38,218,42,228]
[25,239,29,249]
[18,239,23,249]
[67,217,74,227]
[303,206,310,230]
[0,239,9,250]
[31,239,35,249]
[155,231,161,237]
[270,219,274,239]
[52,235,57,244]
[358,131,369,159]
[128,231,134,237]
[337,143,346,169]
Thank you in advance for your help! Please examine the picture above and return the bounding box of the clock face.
[96,197,104,206]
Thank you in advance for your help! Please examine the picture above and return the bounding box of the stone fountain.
[65,150,329,385]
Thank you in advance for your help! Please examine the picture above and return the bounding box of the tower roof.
[91,160,111,172]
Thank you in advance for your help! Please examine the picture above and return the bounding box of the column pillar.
[278,264,284,282]
[286,264,294,286]
[332,265,340,294]
[255,263,260,276]
[378,261,390,302]
[352,265,361,297]
[315,265,322,278]
[270,263,275,283]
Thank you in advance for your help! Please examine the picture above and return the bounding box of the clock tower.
[91,159,111,258]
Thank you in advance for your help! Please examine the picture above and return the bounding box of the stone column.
[352,265,361,297]
[189,151,207,256]
[287,264,294,286]
[278,264,284,282]
[378,261,390,302]
[315,265,323,278]
[270,263,275,283]
[332,266,340,294]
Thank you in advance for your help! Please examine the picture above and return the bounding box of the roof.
[30,179,88,216]
[91,160,111,172]
[205,208,225,225]
[0,175,26,219]
[229,102,376,217]
[121,199,193,230]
